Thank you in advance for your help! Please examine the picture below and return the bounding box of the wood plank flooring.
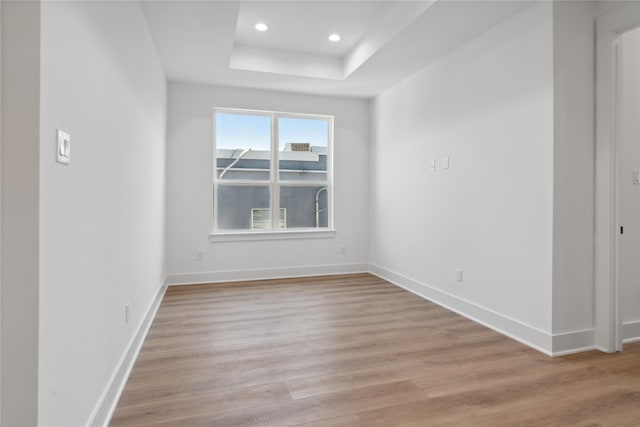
[110,273,640,426]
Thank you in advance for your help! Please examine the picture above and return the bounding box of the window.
[213,108,332,235]
[252,208,286,230]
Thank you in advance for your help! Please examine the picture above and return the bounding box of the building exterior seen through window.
[213,108,332,233]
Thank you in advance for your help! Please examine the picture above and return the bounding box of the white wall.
[618,27,640,340]
[596,0,633,18]
[38,2,167,426]
[0,5,2,425]
[167,83,369,283]
[0,2,2,423]
[1,2,41,425]
[551,1,596,349]
[0,4,2,422]
[369,3,555,351]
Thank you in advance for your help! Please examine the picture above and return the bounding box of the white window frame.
[211,107,335,241]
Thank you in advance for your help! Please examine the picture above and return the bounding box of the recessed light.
[328,34,341,42]
[255,23,269,32]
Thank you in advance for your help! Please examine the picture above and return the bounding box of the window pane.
[252,208,286,230]
[216,113,271,181]
[216,185,271,230]
[279,186,329,229]
[278,117,328,181]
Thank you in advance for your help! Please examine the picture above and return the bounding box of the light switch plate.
[443,157,450,169]
[429,159,436,171]
[634,169,640,185]
[56,129,70,165]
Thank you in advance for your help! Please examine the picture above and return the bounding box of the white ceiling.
[141,1,533,98]
[234,2,395,57]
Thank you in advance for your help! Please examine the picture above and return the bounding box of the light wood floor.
[111,273,640,426]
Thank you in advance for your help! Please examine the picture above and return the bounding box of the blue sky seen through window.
[278,117,328,150]
[216,113,271,151]
[216,113,328,151]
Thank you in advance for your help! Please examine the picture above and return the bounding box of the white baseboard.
[368,263,601,357]
[551,329,595,356]
[594,345,617,353]
[623,320,640,344]
[166,262,369,285]
[86,276,168,427]
[368,263,555,356]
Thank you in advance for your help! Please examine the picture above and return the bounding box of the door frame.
[595,2,640,353]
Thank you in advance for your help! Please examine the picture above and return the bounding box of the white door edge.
[595,2,640,353]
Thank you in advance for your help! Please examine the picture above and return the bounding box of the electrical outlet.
[196,251,203,261]
[125,303,130,324]
[456,268,463,283]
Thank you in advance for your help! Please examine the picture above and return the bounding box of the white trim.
[214,107,332,121]
[86,277,168,427]
[167,263,368,286]
[551,345,597,357]
[369,263,600,356]
[367,263,555,356]
[595,345,615,353]
[551,329,595,356]
[595,1,640,353]
[623,320,640,343]
[209,229,335,242]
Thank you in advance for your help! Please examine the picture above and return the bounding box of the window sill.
[209,229,336,243]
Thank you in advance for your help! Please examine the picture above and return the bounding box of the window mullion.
[271,114,280,231]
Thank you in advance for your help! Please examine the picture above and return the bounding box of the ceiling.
[234,2,394,57]
[141,1,533,98]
